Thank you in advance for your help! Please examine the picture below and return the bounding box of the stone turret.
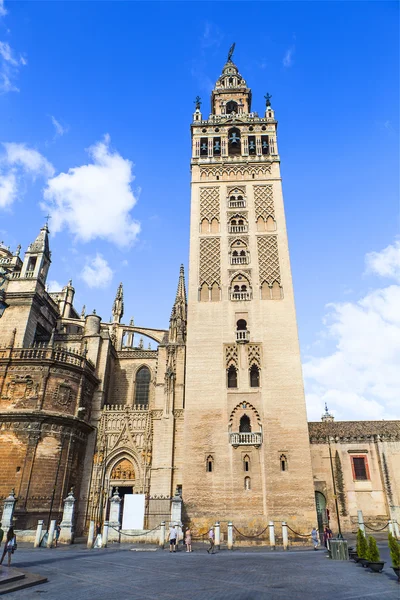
[169,265,187,344]
[112,282,124,324]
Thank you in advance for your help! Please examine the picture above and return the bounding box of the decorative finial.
[129,317,134,326]
[80,305,86,318]
[93,309,96,315]
[138,337,144,349]
[15,244,21,257]
[264,92,272,108]
[227,42,236,62]
[194,96,201,110]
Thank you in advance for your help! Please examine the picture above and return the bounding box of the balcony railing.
[25,271,35,278]
[229,200,246,209]
[0,346,95,371]
[231,291,252,301]
[236,330,250,343]
[230,432,262,447]
[231,256,248,265]
[228,225,248,234]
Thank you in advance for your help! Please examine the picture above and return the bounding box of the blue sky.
[1,1,399,420]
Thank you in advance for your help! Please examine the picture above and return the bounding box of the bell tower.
[183,47,316,531]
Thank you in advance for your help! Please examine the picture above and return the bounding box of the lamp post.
[328,436,343,538]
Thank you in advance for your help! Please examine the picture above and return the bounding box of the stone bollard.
[159,521,166,549]
[269,521,275,549]
[357,510,365,534]
[47,520,57,548]
[388,520,394,536]
[102,521,109,548]
[109,488,122,528]
[1,489,17,529]
[282,522,289,551]
[227,522,233,550]
[87,521,95,549]
[34,520,44,548]
[59,488,76,544]
[214,522,220,550]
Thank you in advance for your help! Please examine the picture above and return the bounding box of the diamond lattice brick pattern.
[225,344,238,368]
[247,344,261,367]
[200,187,220,222]
[199,237,221,286]
[257,235,281,284]
[253,185,275,220]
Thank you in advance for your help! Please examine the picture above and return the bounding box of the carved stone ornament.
[54,382,73,406]
[3,375,39,401]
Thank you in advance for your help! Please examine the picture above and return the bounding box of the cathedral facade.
[0,55,399,538]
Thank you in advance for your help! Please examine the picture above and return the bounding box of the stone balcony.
[230,432,262,447]
[236,330,250,343]
[231,291,252,301]
[231,256,248,265]
[228,200,246,209]
[228,225,248,234]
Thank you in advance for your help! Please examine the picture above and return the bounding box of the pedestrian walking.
[169,525,177,553]
[0,523,4,550]
[185,527,192,552]
[323,526,332,549]
[54,522,61,547]
[311,527,320,550]
[207,526,215,554]
[0,527,17,567]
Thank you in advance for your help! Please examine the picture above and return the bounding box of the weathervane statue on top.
[227,42,235,62]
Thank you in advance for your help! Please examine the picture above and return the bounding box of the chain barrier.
[108,524,161,537]
[364,522,389,532]
[286,525,311,538]
[233,524,269,539]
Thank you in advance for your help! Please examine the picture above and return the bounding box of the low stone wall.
[15,529,37,543]
[108,527,160,544]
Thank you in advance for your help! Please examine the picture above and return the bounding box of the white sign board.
[122,494,145,530]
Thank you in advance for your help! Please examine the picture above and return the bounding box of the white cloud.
[80,254,113,289]
[47,279,62,293]
[303,241,400,421]
[365,240,400,283]
[42,135,140,247]
[50,116,69,138]
[0,143,54,209]
[3,142,55,177]
[201,22,223,49]
[0,0,7,17]
[0,170,17,208]
[0,40,26,94]
[283,45,295,68]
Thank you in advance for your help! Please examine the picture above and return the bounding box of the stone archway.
[315,491,327,536]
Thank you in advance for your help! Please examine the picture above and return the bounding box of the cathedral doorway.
[109,458,136,524]
[315,491,327,537]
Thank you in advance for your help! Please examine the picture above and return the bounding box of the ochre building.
[0,55,399,537]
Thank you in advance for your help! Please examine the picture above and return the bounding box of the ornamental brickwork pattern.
[253,185,275,221]
[199,187,220,223]
[199,237,221,286]
[257,235,281,285]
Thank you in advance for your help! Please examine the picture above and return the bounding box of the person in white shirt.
[169,525,177,553]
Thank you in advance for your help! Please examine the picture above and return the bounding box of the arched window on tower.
[227,365,237,388]
[250,364,260,388]
[206,455,214,472]
[135,366,151,406]
[239,414,251,433]
[243,454,250,472]
[244,476,251,490]
[228,128,241,156]
[226,100,238,114]
[280,454,288,472]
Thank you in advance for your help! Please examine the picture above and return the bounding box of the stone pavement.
[2,542,399,600]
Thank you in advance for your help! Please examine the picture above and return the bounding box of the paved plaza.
[1,542,399,600]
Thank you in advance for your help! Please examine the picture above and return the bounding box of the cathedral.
[0,51,399,539]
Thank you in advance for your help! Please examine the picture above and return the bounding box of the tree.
[356,528,368,559]
[367,536,380,562]
[388,532,400,568]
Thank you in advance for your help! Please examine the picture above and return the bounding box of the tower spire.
[169,265,187,343]
[112,282,124,324]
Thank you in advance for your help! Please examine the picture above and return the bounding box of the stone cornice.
[308,420,400,443]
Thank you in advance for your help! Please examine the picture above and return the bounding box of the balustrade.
[236,330,250,343]
[229,432,262,447]
[231,291,252,301]
[231,256,248,265]
[228,200,246,208]
[228,225,248,234]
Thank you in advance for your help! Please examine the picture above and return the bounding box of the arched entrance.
[109,458,136,522]
[315,491,327,536]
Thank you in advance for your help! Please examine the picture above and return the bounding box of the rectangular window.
[248,135,256,155]
[351,456,369,481]
[261,135,269,155]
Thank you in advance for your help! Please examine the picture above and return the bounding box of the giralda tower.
[183,47,316,531]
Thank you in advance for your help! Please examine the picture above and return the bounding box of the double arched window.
[135,366,151,406]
